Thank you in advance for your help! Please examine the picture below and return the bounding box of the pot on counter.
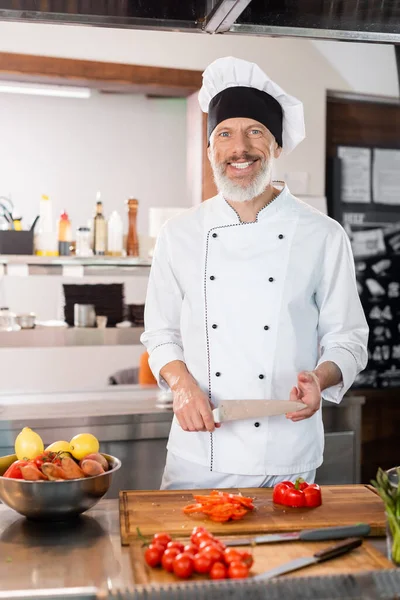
[15,312,36,329]
[74,303,96,328]
[0,308,20,331]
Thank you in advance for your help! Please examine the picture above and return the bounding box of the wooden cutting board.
[129,538,392,584]
[119,485,385,545]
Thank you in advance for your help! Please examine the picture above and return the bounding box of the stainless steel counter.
[0,499,133,595]
[0,326,144,348]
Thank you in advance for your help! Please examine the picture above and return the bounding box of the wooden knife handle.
[314,537,363,562]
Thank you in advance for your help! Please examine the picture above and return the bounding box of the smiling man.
[141,56,368,490]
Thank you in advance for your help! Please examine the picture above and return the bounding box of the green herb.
[136,526,149,547]
[371,467,400,564]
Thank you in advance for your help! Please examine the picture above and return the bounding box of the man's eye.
[250,129,262,135]
[219,131,230,137]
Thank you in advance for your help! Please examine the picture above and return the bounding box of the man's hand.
[172,380,217,432]
[159,360,217,432]
[285,371,321,422]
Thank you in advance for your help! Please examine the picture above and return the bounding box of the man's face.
[208,117,282,202]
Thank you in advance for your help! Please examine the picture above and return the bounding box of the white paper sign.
[373,148,400,205]
[338,146,371,204]
[62,264,84,278]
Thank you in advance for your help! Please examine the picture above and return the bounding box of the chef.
[141,56,369,490]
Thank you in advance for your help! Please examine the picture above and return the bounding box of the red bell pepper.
[272,478,322,508]
[3,460,30,479]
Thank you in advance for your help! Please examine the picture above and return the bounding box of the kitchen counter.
[0,326,145,348]
[0,498,389,599]
[0,499,133,595]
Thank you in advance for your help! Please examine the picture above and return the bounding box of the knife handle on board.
[300,523,371,541]
[314,537,363,563]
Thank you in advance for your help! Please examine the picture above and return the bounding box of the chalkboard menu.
[328,145,400,389]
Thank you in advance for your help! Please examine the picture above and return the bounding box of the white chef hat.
[198,56,305,154]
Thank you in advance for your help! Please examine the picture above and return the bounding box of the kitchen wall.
[0,91,187,237]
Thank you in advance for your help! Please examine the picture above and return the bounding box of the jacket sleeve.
[140,225,185,389]
[315,225,369,403]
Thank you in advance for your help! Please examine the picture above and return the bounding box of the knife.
[212,400,306,423]
[224,523,371,546]
[253,537,363,581]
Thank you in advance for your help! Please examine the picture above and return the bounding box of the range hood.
[0,1,399,44]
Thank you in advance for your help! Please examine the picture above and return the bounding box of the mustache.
[224,153,261,165]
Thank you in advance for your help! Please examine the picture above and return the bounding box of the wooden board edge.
[119,490,130,546]
[362,541,393,569]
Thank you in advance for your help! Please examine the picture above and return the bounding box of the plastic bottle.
[35,194,58,256]
[58,210,72,256]
[107,211,124,256]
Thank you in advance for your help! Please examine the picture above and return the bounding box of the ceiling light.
[0,82,91,99]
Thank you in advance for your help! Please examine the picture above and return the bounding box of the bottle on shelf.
[35,194,58,256]
[93,192,107,256]
[107,211,124,257]
[58,210,72,256]
[126,198,139,257]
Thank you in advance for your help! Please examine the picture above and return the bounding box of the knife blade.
[253,537,363,581]
[224,523,371,546]
[212,400,306,423]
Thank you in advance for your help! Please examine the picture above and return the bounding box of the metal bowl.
[0,453,121,521]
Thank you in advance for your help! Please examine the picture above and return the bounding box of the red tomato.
[183,543,198,556]
[190,527,207,543]
[193,552,213,574]
[304,483,322,507]
[161,548,180,572]
[152,533,172,548]
[144,543,165,567]
[228,561,249,579]
[239,550,254,568]
[210,561,227,580]
[173,553,194,579]
[223,548,244,565]
[284,488,306,508]
[166,541,184,553]
[3,460,30,479]
[192,531,214,547]
[272,482,293,504]
[202,544,224,564]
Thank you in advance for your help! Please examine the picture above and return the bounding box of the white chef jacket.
[141,184,369,476]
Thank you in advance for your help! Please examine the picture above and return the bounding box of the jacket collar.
[214,181,290,224]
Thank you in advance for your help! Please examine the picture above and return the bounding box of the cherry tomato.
[161,547,180,572]
[193,552,213,574]
[190,526,206,543]
[152,533,172,548]
[202,544,224,564]
[304,483,322,507]
[183,543,198,556]
[228,561,249,579]
[144,543,165,567]
[166,541,185,553]
[173,553,194,579]
[272,482,294,504]
[192,531,214,547]
[210,561,227,580]
[239,550,254,568]
[223,548,244,565]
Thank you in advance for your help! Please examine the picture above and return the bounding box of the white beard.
[209,152,274,203]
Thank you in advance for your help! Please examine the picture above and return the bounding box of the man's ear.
[207,146,211,161]
[274,144,283,159]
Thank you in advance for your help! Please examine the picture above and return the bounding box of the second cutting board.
[119,485,385,545]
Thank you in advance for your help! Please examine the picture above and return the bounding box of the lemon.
[69,433,99,461]
[15,427,44,460]
[45,441,71,454]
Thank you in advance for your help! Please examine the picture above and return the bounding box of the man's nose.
[231,131,251,157]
